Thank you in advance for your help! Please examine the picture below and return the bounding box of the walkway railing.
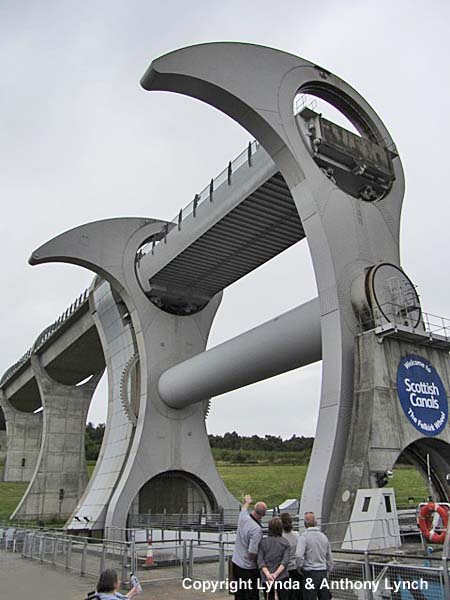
[0,287,91,388]
[137,139,260,258]
[358,301,450,344]
[1,525,448,598]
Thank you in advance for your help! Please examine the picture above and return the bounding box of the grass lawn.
[0,463,429,522]
[217,464,429,508]
[389,465,429,505]
[0,462,97,522]
[217,464,308,508]
[0,481,28,521]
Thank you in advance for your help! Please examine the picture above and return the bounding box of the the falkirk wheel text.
[1,43,450,539]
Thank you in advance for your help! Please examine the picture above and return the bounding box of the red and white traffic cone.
[145,536,154,567]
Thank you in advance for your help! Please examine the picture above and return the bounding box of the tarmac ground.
[0,550,230,600]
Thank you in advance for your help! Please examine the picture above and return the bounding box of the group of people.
[88,494,332,600]
[232,494,333,600]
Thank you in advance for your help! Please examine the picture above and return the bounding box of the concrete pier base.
[11,356,103,520]
[330,330,450,539]
[0,392,42,482]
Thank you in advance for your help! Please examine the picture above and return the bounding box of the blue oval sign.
[397,355,448,436]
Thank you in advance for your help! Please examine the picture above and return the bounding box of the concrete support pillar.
[330,331,450,541]
[12,355,103,521]
[30,217,239,533]
[0,391,42,482]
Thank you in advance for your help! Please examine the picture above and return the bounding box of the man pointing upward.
[232,494,267,599]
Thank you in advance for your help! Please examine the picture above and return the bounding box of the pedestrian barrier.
[1,524,449,598]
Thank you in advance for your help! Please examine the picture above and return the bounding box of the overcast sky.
[1,1,449,438]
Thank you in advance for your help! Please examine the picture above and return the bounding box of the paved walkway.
[0,551,230,599]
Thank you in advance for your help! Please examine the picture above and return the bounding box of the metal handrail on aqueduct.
[0,287,90,388]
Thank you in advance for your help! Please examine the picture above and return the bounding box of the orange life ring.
[418,502,449,543]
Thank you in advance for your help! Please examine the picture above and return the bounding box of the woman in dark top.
[257,517,291,600]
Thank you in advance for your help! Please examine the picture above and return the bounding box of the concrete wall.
[12,356,102,520]
[0,393,42,482]
[331,330,450,528]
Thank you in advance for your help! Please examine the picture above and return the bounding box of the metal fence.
[2,525,449,598]
[128,507,298,533]
[0,526,189,587]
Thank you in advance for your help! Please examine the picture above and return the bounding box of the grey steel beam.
[159,298,321,409]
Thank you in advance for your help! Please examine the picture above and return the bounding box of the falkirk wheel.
[27,43,450,533]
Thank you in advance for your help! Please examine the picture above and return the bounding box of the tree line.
[85,423,314,462]
[209,431,314,452]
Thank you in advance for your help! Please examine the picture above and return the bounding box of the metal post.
[193,194,199,217]
[131,538,137,575]
[363,551,374,600]
[52,536,57,565]
[80,540,88,576]
[442,557,450,599]
[209,178,214,202]
[219,541,225,582]
[178,209,182,231]
[100,539,106,574]
[121,542,128,587]
[39,535,44,563]
[189,539,194,579]
[441,517,450,599]
[247,141,252,166]
[182,540,187,578]
[65,539,72,571]
[227,161,232,185]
